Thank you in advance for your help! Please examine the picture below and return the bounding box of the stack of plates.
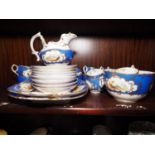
[8,81,88,102]
[31,65,77,93]
[8,65,88,103]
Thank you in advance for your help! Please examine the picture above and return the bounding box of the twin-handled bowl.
[104,66,155,103]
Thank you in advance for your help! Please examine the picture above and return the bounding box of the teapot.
[30,32,77,65]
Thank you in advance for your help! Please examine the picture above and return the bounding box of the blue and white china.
[30,32,77,65]
[105,66,155,103]
[116,65,138,74]
[9,81,33,93]
[30,65,78,93]
[76,68,84,84]
[8,81,88,98]
[76,68,83,79]
[31,64,77,72]
[83,66,104,93]
[11,64,31,83]
[9,91,88,102]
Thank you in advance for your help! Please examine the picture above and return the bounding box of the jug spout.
[59,32,77,45]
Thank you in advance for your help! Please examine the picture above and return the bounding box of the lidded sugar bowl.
[104,65,155,103]
[30,32,77,65]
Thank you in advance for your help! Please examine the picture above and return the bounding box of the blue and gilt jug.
[30,32,77,65]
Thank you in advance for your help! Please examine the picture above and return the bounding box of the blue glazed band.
[39,49,74,65]
[105,71,155,95]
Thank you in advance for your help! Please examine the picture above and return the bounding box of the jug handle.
[11,64,18,76]
[30,32,47,61]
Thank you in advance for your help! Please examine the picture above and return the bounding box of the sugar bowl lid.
[115,65,139,74]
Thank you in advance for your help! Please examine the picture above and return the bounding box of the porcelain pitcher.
[30,32,77,65]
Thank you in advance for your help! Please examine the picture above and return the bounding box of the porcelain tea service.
[30,32,77,65]
[83,66,104,93]
[8,32,155,104]
[11,64,31,83]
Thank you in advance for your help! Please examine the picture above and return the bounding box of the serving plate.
[8,81,88,98]
[9,90,88,102]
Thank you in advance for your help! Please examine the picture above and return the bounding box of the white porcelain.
[32,79,77,84]
[32,70,76,74]
[9,91,88,102]
[32,82,77,88]
[138,70,155,75]
[30,32,77,53]
[115,65,139,74]
[105,66,155,103]
[31,76,76,83]
[8,82,88,98]
[32,81,77,88]
[32,72,76,76]
[31,64,77,69]
[33,85,77,93]
[32,72,76,77]
[31,66,77,75]
[107,90,146,103]
[104,68,115,73]
[19,82,33,92]
[30,32,77,65]
[106,76,138,93]
[32,69,76,73]
[32,74,76,77]
[83,66,104,76]
[83,66,104,93]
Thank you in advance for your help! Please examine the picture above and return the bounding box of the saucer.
[8,81,88,98]
[9,90,88,102]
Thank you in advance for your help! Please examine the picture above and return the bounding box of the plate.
[7,81,88,98]
[9,90,88,102]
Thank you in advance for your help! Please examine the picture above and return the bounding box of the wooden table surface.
[0,90,155,116]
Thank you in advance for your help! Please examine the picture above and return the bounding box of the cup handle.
[11,64,18,76]
[83,65,88,74]
[30,32,47,61]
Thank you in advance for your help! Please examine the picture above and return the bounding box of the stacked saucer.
[8,79,88,103]
[31,64,78,94]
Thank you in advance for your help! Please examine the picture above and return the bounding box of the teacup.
[105,66,155,103]
[83,66,104,93]
[11,64,31,83]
